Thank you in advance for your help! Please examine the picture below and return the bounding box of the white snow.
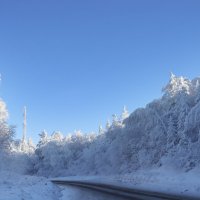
[1,168,200,199]
[0,171,61,200]
[0,171,107,200]
[113,168,200,198]
[55,168,200,199]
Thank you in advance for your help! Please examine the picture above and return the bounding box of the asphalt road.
[52,179,199,200]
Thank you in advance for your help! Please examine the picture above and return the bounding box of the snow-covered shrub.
[34,130,96,177]
[0,98,34,174]
[0,99,14,152]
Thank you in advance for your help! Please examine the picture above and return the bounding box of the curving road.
[52,179,199,200]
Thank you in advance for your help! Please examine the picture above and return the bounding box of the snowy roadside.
[0,171,114,200]
[0,171,61,200]
[1,168,200,200]
[54,168,200,199]
[0,171,97,200]
[113,168,200,197]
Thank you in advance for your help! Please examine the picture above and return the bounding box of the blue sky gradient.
[0,0,200,142]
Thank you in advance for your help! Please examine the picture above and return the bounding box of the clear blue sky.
[0,0,200,142]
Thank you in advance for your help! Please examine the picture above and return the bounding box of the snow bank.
[114,168,200,197]
[0,171,61,200]
[55,168,200,198]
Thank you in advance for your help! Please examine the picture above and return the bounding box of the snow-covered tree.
[121,106,129,121]
[51,131,63,141]
[0,99,14,152]
[111,114,121,128]
[27,137,35,153]
[0,99,8,121]
[163,73,191,97]
[106,120,111,130]
[0,122,15,151]
[98,125,104,135]
[194,78,200,103]
[38,130,48,147]
[167,114,178,147]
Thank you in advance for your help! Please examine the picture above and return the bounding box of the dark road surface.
[52,180,199,200]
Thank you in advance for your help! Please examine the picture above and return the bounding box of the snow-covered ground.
[55,168,200,199]
[114,168,200,198]
[1,168,200,199]
[0,171,111,200]
[0,171,61,200]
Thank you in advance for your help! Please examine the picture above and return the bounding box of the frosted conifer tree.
[51,131,63,141]
[0,99,8,122]
[167,114,179,148]
[121,106,129,121]
[163,73,191,97]
[38,130,48,147]
[195,80,200,103]
[112,114,120,128]
[0,99,14,152]
[74,129,82,137]
[177,103,190,135]
[28,137,35,152]
[106,120,111,130]
[98,125,104,135]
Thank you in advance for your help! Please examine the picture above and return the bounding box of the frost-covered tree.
[51,131,63,141]
[98,125,104,135]
[111,114,121,128]
[121,106,129,121]
[0,99,8,121]
[27,137,35,153]
[38,130,48,147]
[0,122,15,151]
[162,73,191,97]
[34,129,96,177]
[106,120,111,130]
[0,99,14,152]
[167,114,178,147]
[194,78,200,103]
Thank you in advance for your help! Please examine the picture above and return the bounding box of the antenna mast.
[22,106,27,143]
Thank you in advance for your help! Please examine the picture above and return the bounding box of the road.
[52,179,199,200]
